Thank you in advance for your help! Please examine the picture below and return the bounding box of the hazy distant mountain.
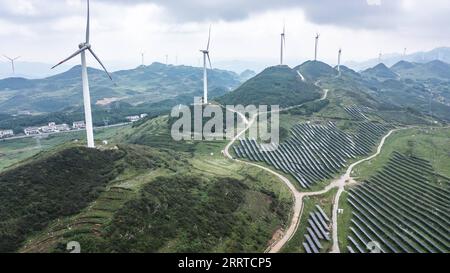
[391,60,450,80]
[0,62,241,114]
[361,63,399,80]
[0,61,71,79]
[346,47,450,71]
[239,69,256,81]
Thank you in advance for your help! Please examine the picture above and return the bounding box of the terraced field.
[233,120,393,188]
[346,152,450,253]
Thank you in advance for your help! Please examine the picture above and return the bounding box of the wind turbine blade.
[14,56,21,61]
[88,48,113,81]
[51,46,88,69]
[3,55,12,61]
[207,53,212,69]
[86,0,90,43]
[206,25,211,51]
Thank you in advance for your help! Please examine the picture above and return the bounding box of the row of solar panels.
[303,206,331,254]
[346,153,450,253]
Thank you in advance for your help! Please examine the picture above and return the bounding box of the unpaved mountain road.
[223,79,401,253]
[223,87,329,253]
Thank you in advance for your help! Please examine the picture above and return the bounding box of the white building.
[40,122,56,133]
[140,113,148,119]
[0,129,14,138]
[24,127,41,136]
[73,121,86,129]
[55,124,70,132]
[126,116,141,122]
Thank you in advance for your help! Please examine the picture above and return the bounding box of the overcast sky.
[1,0,450,72]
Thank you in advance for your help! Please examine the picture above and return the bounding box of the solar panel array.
[303,205,331,253]
[344,105,372,121]
[347,152,450,253]
[234,121,392,188]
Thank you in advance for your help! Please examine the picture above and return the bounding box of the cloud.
[108,0,402,29]
[0,0,402,29]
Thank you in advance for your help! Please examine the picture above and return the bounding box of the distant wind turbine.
[51,0,112,148]
[337,48,342,75]
[200,26,213,104]
[3,55,20,74]
[280,25,286,65]
[314,33,320,61]
[165,54,169,65]
[378,52,382,64]
[403,48,407,58]
[141,52,145,66]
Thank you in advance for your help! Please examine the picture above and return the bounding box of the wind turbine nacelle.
[79,43,91,49]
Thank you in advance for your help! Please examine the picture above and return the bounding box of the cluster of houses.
[0,129,14,139]
[126,113,148,122]
[24,121,86,136]
[2,113,149,139]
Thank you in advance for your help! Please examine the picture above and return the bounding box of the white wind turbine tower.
[52,0,112,148]
[200,26,213,104]
[3,55,21,74]
[337,48,342,75]
[314,33,320,61]
[378,52,383,64]
[280,25,286,65]
[141,52,145,66]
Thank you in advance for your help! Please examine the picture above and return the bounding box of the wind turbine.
[378,52,383,64]
[141,52,145,66]
[200,26,212,104]
[3,55,20,74]
[51,0,112,148]
[280,25,286,65]
[337,48,342,75]
[314,33,320,61]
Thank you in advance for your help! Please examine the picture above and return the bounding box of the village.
[0,113,148,139]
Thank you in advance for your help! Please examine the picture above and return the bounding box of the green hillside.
[391,60,450,80]
[0,63,241,114]
[0,147,123,252]
[0,143,192,253]
[218,65,322,107]
[361,63,399,81]
[295,61,338,81]
[0,114,292,253]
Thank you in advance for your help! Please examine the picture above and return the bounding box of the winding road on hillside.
[223,76,398,253]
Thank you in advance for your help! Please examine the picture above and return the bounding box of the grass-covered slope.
[295,61,338,82]
[65,173,290,253]
[218,65,322,107]
[0,142,189,253]
[0,147,124,252]
[7,115,292,253]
